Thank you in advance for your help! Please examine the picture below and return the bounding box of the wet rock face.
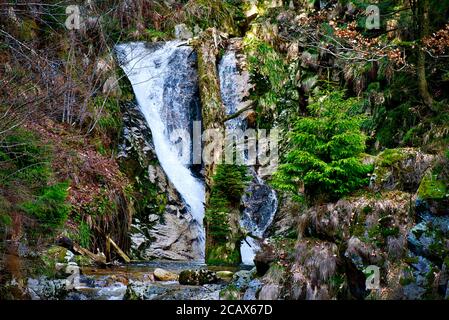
[241,172,278,238]
[162,45,201,153]
[268,195,300,237]
[178,269,219,286]
[401,155,449,299]
[119,102,203,261]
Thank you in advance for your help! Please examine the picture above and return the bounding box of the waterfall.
[218,51,278,265]
[115,41,205,259]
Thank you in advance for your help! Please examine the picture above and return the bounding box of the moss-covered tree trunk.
[414,0,434,108]
[194,28,243,265]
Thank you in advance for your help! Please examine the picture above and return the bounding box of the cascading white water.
[116,41,205,259]
[218,51,278,265]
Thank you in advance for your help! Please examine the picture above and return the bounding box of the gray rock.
[302,75,318,94]
[27,277,66,300]
[120,100,203,261]
[125,281,222,300]
[411,256,433,274]
[243,279,263,300]
[232,269,256,290]
[371,148,434,193]
[403,283,426,300]
[258,284,280,300]
[174,24,193,40]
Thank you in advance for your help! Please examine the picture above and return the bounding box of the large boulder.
[254,243,277,276]
[371,148,434,193]
[153,268,178,281]
[299,191,414,245]
[416,168,449,216]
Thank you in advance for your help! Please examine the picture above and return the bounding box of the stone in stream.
[216,271,234,280]
[153,268,178,281]
[178,269,218,285]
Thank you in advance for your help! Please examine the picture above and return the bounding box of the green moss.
[206,244,241,266]
[79,221,91,249]
[205,165,249,266]
[45,246,69,264]
[194,30,226,127]
[220,284,241,300]
[351,209,367,238]
[418,171,447,200]
[377,149,407,167]
[329,274,346,292]
[0,214,12,226]
[18,18,38,41]
[366,223,399,247]
[399,274,415,286]
[0,128,52,188]
[184,0,242,35]
[22,182,71,229]
[444,256,449,269]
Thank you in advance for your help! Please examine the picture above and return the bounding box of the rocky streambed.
[24,260,260,300]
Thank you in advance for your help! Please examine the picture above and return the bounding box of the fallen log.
[72,243,107,267]
[106,236,131,263]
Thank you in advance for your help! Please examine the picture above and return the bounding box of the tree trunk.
[416,0,434,107]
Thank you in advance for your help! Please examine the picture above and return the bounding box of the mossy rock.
[417,169,449,215]
[44,246,69,264]
[74,254,94,267]
[178,269,218,285]
[418,171,447,200]
[372,148,434,192]
[219,284,241,300]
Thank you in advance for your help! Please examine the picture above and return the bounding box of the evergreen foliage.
[22,182,71,228]
[272,90,373,201]
[205,164,249,243]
